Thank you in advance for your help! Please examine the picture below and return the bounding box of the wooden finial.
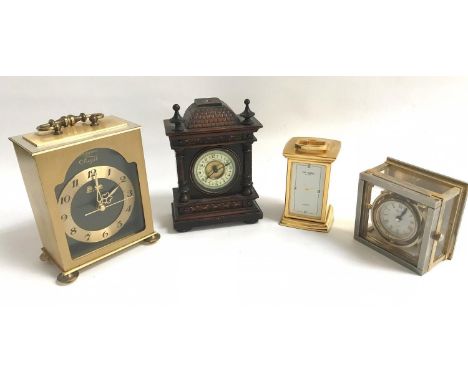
[240,99,255,124]
[170,104,184,130]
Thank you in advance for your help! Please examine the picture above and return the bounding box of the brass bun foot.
[279,206,334,233]
[57,271,79,285]
[39,250,49,262]
[144,232,161,244]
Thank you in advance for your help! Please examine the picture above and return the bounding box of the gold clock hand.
[84,195,135,216]
[93,174,103,204]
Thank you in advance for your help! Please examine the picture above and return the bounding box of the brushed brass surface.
[10,116,159,282]
[280,136,341,232]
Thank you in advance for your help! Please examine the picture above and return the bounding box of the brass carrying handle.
[36,113,104,135]
[295,138,329,153]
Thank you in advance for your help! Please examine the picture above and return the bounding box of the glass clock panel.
[362,185,427,267]
[289,162,325,218]
[55,148,146,259]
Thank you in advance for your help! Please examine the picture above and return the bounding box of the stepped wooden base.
[280,205,334,233]
[171,188,263,232]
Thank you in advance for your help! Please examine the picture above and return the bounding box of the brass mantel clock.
[9,113,159,284]
[354,158,467,275]
[164,98,263,232]
[280,137,341,232]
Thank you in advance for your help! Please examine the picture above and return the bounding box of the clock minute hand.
[84,195,134,217]
[397,208,408,221]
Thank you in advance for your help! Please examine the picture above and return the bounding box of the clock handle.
[36,113,104,135]
[295,138,329,153]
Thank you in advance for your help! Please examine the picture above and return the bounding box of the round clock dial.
[371,193,422,246]
[58,165,135,243]
[192,149,237,192]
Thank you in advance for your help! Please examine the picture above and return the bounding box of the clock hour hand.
[396,208,408,221]
[93,174,103,205]
[206,162,230,179]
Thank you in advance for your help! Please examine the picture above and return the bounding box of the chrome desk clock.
[354,157,467,275]
[9,113,160,284]
[280,137,341,232]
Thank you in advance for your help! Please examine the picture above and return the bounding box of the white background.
[0,77,467,381]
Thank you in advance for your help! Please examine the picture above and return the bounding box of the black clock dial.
[56,148,145,259]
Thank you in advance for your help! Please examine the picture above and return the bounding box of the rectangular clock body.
[164,98,263,232]
[354,158,467,275]
[280,137,341,232]
[9,116,158,282]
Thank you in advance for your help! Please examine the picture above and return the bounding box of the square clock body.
[354,158,467,275]
[9,114,159,284]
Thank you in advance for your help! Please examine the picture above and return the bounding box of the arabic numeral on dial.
[85,233,91,241]
[127,189,133,197]
[108,168,112,176]
[88,169,97,178]
[117,220,123,228]
[102,231,109,238]
[126,205,132,213]
[72,179,79,188]
[60,195,71,204]
[120,175,127,182]
[60,214,67,221]
[70,227,77,235]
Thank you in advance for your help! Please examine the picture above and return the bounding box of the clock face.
[58,166,135,243]
[56,148,146,259]
[289,162,325,218]
[371,194,422,246]
[192,149,237,193]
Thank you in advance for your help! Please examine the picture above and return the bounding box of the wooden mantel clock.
[164,97,263,232]
[9,113,159,284]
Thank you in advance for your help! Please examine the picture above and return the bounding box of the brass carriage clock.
[9,113,160,284]
[164,98,263,232]
[280,137,341,232]
[354,158,467,275]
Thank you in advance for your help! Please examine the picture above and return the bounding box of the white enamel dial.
[289,163,325,218]
[192,149,237,192]
[372,194,421,246]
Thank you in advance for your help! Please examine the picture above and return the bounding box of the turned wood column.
[242,142,253,195]
[175,148,189,202]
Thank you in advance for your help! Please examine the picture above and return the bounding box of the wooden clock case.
[164,97,263,232]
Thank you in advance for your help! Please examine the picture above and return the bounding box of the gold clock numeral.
[60,195,71,204]
[59,165,136,243]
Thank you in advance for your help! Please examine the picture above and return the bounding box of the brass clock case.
[9,115,160,284]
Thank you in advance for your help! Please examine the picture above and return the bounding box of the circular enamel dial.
[192,149,237,192]
[58,165,135,243]
[371,194,422,246]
